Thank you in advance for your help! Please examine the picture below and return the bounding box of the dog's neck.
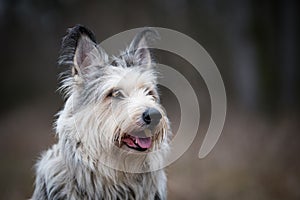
[60,146,165,199]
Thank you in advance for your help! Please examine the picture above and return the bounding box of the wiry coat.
[31,25,171,200]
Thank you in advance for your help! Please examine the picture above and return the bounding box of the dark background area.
[0,0,299,199]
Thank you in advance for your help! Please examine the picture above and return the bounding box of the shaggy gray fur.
[31,25,171,200]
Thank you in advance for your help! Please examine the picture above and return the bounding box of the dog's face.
[100,66,169,153]
[57,25,170,166]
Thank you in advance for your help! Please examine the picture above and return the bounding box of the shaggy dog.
[31,25,171,200]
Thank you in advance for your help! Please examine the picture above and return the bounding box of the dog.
[31,25,171,200]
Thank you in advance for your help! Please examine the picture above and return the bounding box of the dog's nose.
[142,108,162,126]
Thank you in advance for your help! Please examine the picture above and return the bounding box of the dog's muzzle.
[120,108,163,151]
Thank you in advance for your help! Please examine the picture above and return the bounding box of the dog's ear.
[59,24,107,76]
[128,28,159,68]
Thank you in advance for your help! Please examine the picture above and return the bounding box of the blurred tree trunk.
[279,0,298,110]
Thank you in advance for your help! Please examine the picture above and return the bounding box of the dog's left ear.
[128,28,159,68]
[59,25,107,76]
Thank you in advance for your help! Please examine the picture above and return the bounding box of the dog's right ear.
[59,25,107,77]
[128,28,159,68]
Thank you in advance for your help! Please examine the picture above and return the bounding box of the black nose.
[142,108,162,126]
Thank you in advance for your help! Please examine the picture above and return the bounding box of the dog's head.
[56,25,171,171]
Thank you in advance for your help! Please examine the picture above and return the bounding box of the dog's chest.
[74,172,162,200]
[107,179,159,199]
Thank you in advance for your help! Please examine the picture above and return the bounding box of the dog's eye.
[112,90,124,99]
[146,90,154,96]
[146,89,159,101]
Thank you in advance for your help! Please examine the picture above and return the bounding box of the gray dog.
[31,25,171,200]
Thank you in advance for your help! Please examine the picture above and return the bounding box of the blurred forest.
[0,0,299,199]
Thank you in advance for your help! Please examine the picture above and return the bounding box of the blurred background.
[0,0,299,199]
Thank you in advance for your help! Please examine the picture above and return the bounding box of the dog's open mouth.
[121,134,152,152]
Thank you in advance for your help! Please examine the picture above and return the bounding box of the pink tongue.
[136,137,152,149]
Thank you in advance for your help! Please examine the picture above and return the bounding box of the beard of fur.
[56,93,170,179]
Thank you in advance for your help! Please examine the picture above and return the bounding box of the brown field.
[0,96,299,200]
